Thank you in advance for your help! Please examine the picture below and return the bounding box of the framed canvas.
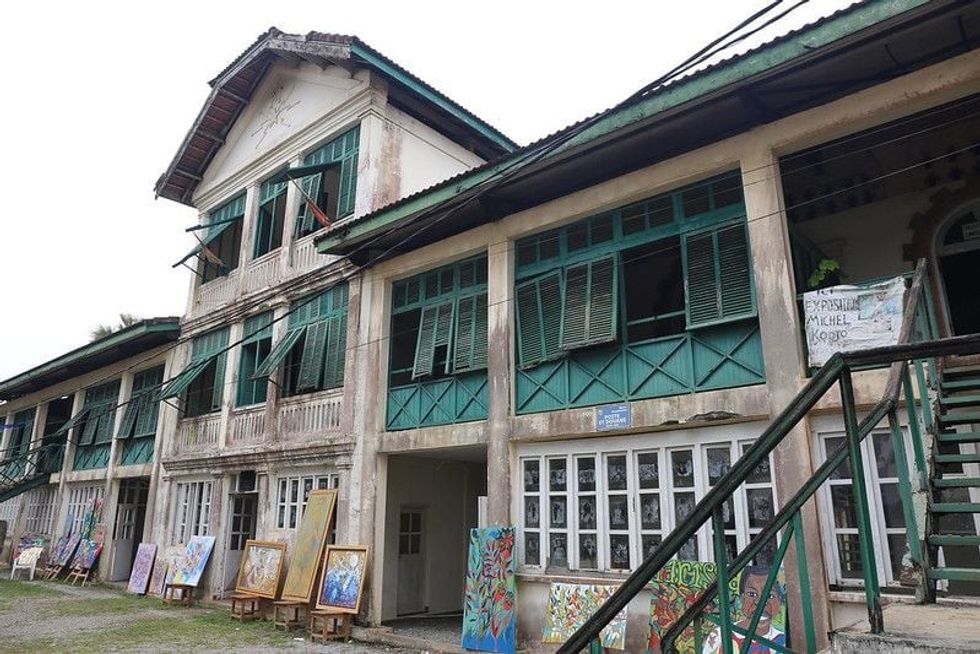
[235,540,287,599]
[72,539,102,570]
[461,527,516,654]
[58,534,81,567]
[170,535,216,587]
[281,489,337,602]
[315,545,369,614]
[149,545,184,596]
[127,543,157,595]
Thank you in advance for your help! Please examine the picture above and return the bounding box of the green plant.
[807,258,841,290]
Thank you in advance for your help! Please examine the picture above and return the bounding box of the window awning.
[267,162,336,185]
[116,394,147,439]
[55,408,89,436]
[158,360,210,399]
[173,194,246,268]
[253,327,305,378]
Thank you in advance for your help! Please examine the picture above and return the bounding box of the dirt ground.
[0,578,414,653]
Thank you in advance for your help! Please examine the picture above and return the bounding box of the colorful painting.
[170,535,216,587]
[701,565,787,654]
[281,489,337,602]
[149,545,183,596]
[13,533,48,560]
[542,583,628,650]
[647,561,787,654]
[127,543,157,594]
[57,534,81,567]
[461,527,516,654]
[316,545,369,614]
[49,533,72,567]
[72,539,102,570]
[236,540,286,599]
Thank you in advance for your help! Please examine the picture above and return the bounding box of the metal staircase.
[558,260,980,653]
[0,442,64,504]
[928,364,980,590]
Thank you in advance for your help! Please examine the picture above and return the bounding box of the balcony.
[277,390,343,441]
[229,406,266,447]
[173,413,222,456]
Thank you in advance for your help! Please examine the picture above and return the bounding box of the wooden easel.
[65,565,91,586]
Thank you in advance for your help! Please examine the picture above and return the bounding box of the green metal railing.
[0,441,65,502]
[561,260,967,653]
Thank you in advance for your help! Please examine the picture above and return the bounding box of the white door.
[397,509,425,615]
[225,493,257,590]
[110,481,141,582]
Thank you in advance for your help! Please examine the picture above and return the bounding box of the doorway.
[224,471,258,590]
[109,478,149,581]
[397,509,425,615]
[938,201,980,335]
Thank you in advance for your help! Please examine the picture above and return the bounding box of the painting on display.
[72,539,102,570]
[235,540,287,599]
[127,543,157,595]
[316,545,369,614]
[281,489,337,602]
[647,560,787,654]
[170,535,216,587]
[461,527,516,654]
[542,582,628,650]
[49,533,72,567]
[14,533,48,560]
[57,534,81,567]
[148,545,184,596]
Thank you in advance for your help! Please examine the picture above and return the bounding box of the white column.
[485,229,514,525]
[237,182,261,270]
[219,322,244,450]
[282,155,304,269]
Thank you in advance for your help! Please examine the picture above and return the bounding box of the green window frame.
[515,270,563,369]
[236,312,274,407]
[253,179,287,259]
[3,408,35,461]
[560,254,619,350]
[159,327,229,418]
[390,255,489,385]
[295,126,360,239]
[77,380,121,446]
[255,284,348,396]
[682,222,755,328]
[118,366,165,440]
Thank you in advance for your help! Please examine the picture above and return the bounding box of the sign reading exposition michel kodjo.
[803,276,905,368]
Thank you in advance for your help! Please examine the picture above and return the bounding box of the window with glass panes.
[815,417,915,587]
[172,480,213,544]
[253,178,287,258]
[236,312,273,406]
[518,431,776,572]
[275,473,339,529]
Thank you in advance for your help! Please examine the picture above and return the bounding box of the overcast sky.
[0,0,854,380]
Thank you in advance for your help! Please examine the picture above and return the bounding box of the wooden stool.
[273,600,306,631]
[229,592,263,622]
[163,583,194,606]
[308,609,352,642]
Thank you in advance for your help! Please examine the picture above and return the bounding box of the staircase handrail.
[558,260,958,653]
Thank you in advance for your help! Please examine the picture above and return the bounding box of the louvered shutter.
[516,271,563,368]
[56,408,89,436]
[323,313,347,388]
[116,398,141,439]
[210,353,227,410]
[717,223,754,318]
[561,256,618,350]
[297,321,329,391]
[412,301,454,379]
[337,155,358,217]
[253,328,305,378]
[684,222,755,328]
[452,293,488,373]
[80,410,100,445]
[295,173,323,235]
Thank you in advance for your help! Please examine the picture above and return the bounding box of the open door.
[397,508,425,615]
[938,201,980,335]
[109,478,149,581]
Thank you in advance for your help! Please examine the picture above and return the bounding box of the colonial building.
[152,29,515,594]
[0,318,179,582]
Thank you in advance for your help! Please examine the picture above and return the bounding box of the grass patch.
[7,608,298,652]
[39,594,149,617]
[0,578,62,610]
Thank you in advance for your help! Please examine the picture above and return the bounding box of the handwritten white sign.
[803,277,906,367]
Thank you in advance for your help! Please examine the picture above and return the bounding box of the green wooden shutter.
[412,301,454,379]
[516,270,563,368]
[323,313,347,388]
[560,255,618,351]
[717,223,754,318]
[684,222,754,328]
[337,154,358,217]
[80,410,100,445]
[295,173,323,236]
[253,328,305,378]
[297,320,329,391]
[452,293,488,373]
[116,399,140,439]
[210,353,227,410]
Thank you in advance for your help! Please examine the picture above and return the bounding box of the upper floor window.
[253,179,287,259]
[160,327,230,418]
[389,255,489,388]
[236,312,273,407]
[294,126,360,239]
[118,366,165,439]
[2,408,35,462]
[513,171,753,369]
[172,194,246,283]
[254,284,348,397]
[76,381,121,448]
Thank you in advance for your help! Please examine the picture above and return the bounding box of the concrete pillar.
[741,147,830,647]
[353,108,397,215]
[486,229,513,525]
[219,322,244,450]
[106,372,134,482]
[238,182,260,268]
[263,304,290,442]
[282,155,304,268]
[145,351,179,543]
[28,403,47,474]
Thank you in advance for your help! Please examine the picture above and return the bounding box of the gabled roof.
[155,29,517,206]
[0,318,180,401]
[316,0,980,262]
